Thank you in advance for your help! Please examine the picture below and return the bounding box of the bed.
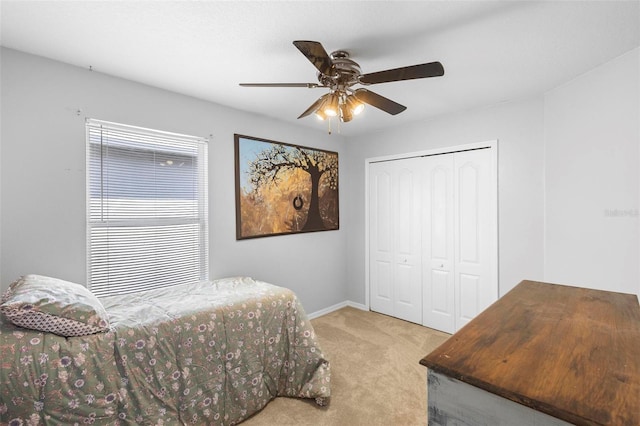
[0,275,330,425]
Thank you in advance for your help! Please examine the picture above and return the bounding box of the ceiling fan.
[240,40,444,123]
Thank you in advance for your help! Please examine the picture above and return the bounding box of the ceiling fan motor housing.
[317,50,362,91]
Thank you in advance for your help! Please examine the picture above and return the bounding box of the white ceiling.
[1,1,639,136]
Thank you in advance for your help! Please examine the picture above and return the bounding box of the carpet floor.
[243,306,450,425]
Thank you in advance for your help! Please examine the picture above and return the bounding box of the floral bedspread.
[0,277,330,425]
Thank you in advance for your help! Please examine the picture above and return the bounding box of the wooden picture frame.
[234,134,339,239]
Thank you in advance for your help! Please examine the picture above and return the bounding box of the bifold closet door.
[369,147,497,331]
[422,148,498,333]
[369,158,422,324]
[453,148,497,331]
[421,154,456,333]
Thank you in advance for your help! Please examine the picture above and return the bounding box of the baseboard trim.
[308,300,369,319]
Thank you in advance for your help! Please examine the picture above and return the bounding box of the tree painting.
[234,135,339,239]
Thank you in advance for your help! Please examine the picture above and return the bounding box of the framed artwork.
[234,134,339,239]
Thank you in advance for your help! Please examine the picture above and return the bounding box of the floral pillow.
[0,274,110,336]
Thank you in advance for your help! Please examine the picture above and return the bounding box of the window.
[86,119,208,297]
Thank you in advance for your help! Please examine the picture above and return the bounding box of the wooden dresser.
[420,280,640,425]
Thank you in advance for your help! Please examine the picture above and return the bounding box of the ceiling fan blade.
[239,83,322,88]
[353,88,407,115]
[293,40,333,76]
[297,94,329,119]
[360,61,444,85]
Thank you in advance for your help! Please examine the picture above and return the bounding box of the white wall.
[345,96,546,303]
[0,47,349,313]
[544,48,639,296]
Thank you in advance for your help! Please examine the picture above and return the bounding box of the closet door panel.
[454,149,498,331]
[369,164,394,316]
[393,159,422,323]
[431,166,450,260]
[458,273,481,323]
[430,270,451,313]
[458,163,480,263]
[422,156,455,333]
[373,261,393,300]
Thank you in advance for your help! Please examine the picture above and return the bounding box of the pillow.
[0,274,110,336]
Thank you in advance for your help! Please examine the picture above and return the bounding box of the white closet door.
[422,155,456,333]
[454,149,498,331]
[369,162,394,317]
[370,146,497,332]
[393,159,422,323]
[369,159,422,323]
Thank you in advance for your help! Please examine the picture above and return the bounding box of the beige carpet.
[243,306,450,425]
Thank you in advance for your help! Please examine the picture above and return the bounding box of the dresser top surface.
[420,280,640,426]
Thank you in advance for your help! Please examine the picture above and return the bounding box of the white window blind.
[86,119,208,297]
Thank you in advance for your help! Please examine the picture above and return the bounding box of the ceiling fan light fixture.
[340,103,353,122]
[315,109,328,120]
[323,93,340,117]
[311,93,331,120]
[346,94,364,115]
